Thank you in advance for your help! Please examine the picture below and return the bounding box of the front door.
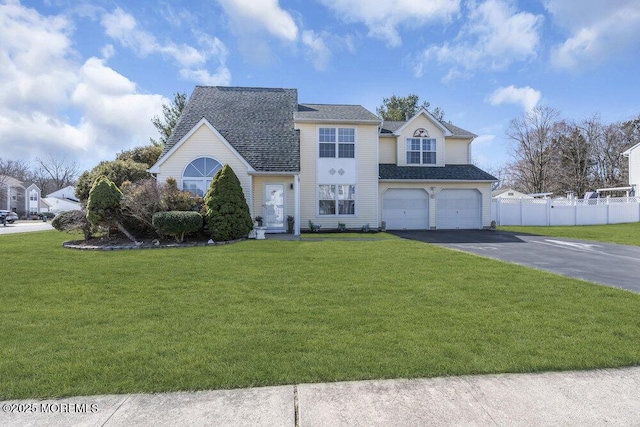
[264,184,285,232]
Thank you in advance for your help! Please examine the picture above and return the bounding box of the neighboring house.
[1,175,24,213]
[0,175,44,217]
[623,142,640,196]
[43,185,81,213]
[47,185,79,202]
[492,188,533,199]
[149,86,497,234]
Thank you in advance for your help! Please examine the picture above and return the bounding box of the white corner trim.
[148,118,255,173]
[393,109,453,137]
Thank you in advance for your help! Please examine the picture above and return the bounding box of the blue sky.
[2,0,640,173]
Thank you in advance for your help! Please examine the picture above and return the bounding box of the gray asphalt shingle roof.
[379,164,497,181]
[160,86,300,172]
[295,104,380,122]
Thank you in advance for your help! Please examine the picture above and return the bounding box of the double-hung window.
[319,184,355,215]
[319,128,355,158]
[406,138,436,165]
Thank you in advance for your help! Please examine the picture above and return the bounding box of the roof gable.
[380,112,476,139]
[394,109,452,137]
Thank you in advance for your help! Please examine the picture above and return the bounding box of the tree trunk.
[115,221,137,242]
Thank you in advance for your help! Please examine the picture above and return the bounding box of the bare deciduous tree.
[506,106,560,194]
[552,120,593,197]
[33,154,79,196]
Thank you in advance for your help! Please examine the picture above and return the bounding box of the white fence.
[492,197,640,226]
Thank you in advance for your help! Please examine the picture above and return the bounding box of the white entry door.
[264,184,285,231]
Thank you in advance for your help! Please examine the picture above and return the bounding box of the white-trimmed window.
[182,157,222,197]
[319,128,355,158]
[319,184,355,215]
[29,190,38,201]
[406,138,436,165]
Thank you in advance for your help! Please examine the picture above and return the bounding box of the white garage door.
[437,189,482,229]
[383,189,429,230]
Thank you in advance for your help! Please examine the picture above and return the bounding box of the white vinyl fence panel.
[492,197,640,226]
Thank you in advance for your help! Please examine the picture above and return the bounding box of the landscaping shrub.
[51,210,94,241]
[203,165,253,241]
[152,211,203,242]
[86,176,136,241]
[121,178,163,234]
[161,177,200,211]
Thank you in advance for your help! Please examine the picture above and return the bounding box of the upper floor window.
[319,127,355,158]
[406,138,436,165]
[182,157,222,197]
[29,190,38,201]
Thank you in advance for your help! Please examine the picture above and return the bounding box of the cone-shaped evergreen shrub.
[86,176,122,226]
[203,164,253,241]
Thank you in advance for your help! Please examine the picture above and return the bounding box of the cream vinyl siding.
[379,182,493,228]
[251,176,295,220]
[296,122,379,229]
[445,139,470,164]
[379,137,397,163]
[397,115,445,167]
[155,124,252,204]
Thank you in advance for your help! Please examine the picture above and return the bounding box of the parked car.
[0,210,19,224]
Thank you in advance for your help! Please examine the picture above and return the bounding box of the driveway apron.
[391,230,640,293]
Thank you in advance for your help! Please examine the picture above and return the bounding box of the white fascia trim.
[148,118,255,173]
[248,171,300,176]
[622,141,640,156]
[393,109,453,137]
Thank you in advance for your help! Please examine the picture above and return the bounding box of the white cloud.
[487,85,541,111]
[179,68,231,86]
[0,2,168,170]
[217,0,298,41]
[302,30,331,71]
[546,0,640,70]
[416,0,542,79]
[101,7,230,83]
[317,0,460,47]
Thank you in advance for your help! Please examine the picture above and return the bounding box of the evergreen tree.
[377,94,445,121]
[86,176,136,241]
[150,92,187,147]
[203,165,253,241]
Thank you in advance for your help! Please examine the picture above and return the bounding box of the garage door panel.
[437,189,481,229]
[383,189,429,230]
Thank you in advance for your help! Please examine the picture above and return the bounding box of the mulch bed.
[62,235,244,250]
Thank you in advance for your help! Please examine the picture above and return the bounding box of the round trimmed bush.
[152,211,203,242]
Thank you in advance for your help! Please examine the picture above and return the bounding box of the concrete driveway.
[391,230,640,293]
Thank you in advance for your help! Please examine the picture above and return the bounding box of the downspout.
[294,174,300,235]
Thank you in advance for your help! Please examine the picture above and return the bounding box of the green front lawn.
[499,223,640,246]
[1,231,639,399]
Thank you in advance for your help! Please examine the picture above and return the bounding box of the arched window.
[182,157,222,196]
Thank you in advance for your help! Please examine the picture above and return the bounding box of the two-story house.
[623,142,640,196]
[149,86,496,234]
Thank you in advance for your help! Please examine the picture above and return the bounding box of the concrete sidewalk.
[2,367,639,426]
